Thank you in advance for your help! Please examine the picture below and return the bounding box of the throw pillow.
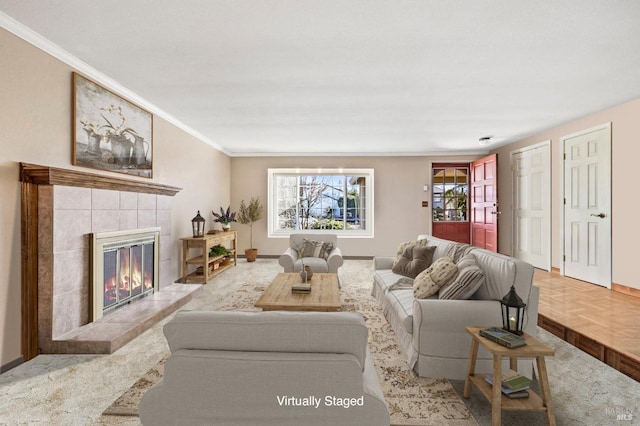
[413,257,458,299]
[391,245,436,279]
[439,254,485,300]
[300,238,334,260]
[393,237,429,267]
[444,243,476,263]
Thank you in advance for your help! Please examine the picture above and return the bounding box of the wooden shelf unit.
[180,231,237,283]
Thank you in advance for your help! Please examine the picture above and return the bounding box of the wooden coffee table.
[255,273,341,312]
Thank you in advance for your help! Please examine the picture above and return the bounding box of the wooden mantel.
[19,163,182,196]
[20,162,181,362]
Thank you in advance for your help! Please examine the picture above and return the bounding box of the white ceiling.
[2,1,640,156]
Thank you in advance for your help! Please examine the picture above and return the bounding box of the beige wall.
[493,97,640,290]
[0,29,230,368]
[230,155,477,258]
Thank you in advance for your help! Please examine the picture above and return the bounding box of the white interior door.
[562,123,611,288]
[512,142,551,271]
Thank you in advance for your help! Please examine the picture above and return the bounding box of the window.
[432,166,468,222]
[268,168,374,237]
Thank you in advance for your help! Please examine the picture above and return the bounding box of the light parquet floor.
[534,269,640,381]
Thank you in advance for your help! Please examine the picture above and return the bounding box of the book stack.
[484,369,532,399]
[479,327,526,349]
[291,283,311,294]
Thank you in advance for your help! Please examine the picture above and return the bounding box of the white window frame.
[268,168,374,238]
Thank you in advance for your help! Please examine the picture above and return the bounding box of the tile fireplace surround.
[20,163,201,360]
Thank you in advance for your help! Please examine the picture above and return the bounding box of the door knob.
[590,213,606,218]
[491,211,502,215]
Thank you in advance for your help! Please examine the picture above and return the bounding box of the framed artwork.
[73,72,153,178]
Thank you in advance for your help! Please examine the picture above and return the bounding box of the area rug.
[103,279,476,425]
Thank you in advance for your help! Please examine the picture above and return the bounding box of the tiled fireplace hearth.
[20,163,201,359]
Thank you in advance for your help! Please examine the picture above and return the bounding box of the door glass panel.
[432,167,469,222]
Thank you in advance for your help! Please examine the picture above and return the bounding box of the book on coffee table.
[291,283,311,294]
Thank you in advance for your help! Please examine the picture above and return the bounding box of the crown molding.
[1,12,231,156]
[229,149,491,157]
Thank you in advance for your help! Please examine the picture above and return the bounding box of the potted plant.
[237,197,263,262]
[212,205,236,231]
[209,245,234,266]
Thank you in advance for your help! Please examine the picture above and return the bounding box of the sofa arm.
[373,257,394,270]
[327,247,344,273]
[278,247,299,272]
[412,299,503,357]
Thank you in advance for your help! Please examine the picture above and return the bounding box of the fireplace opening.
[92,228,160,320]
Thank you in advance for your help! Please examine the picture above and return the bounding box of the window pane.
[269,169,373,236]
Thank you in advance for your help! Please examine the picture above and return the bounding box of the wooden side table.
[180,231,237,283]
[463,326,555,426]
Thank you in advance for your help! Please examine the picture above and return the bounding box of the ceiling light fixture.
[478,136,492,146]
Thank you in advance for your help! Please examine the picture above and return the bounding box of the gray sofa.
[139,310,390,426]
[372,235,539,380]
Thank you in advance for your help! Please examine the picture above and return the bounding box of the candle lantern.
[500,285,526,335]
[191,210,205,237]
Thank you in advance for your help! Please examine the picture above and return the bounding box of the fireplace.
[92,227,160,321]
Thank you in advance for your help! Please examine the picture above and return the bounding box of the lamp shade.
[191,210,205,237]
[500,285,526,335]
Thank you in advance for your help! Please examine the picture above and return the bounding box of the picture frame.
[73,72,153,178]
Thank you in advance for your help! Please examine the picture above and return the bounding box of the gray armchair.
[279,233,343,274]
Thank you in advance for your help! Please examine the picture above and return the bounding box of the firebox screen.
[104,250,117,308]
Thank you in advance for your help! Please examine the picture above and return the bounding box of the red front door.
[471,154,498,252]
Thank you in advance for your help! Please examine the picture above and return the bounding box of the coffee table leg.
[491,354,502,426]
[536,356,556,426]
[463,338,479,398]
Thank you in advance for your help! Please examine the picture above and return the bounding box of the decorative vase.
[222,224,231,232]
[109,135,134,165]
[300,269,308,283]
[130,133,148,166]
[304,265,313,280]
[84,129,102,155]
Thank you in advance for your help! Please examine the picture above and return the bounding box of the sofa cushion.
[413,257,458,299]
[470,250,517,300]
[444,243,476,263]
[164,311,369,368]
[393,238,429,267]
[384,288,415,333]
[374,269,410,293]
[295,257,329,273]
[300,238,334,259]
[439,254,485,300]
[392,245,436,278]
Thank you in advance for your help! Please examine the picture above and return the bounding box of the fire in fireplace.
[92,228,160,320]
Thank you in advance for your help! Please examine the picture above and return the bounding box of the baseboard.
[612,283,640,299]
[1,355,23,374]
